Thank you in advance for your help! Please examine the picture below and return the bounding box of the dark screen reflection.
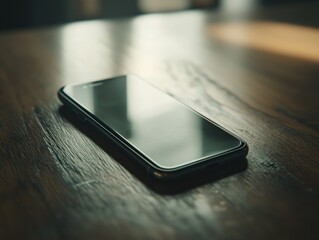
[64,76,241,169]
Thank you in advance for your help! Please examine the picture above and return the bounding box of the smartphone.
[58,75,248,181]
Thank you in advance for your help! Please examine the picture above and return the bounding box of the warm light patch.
[209,21,319,62]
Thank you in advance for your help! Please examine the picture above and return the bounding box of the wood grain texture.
[0,2,319,240]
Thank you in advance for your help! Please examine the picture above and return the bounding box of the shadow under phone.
[58,106,248,195]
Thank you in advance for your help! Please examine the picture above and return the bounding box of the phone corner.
[147,167,175,182]
[241,140,249,157]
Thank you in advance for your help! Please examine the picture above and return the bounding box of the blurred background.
[0,0,317,30]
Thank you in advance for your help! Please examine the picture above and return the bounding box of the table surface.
[1,2,319,240]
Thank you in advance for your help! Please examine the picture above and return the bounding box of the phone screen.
[62,76,242,170]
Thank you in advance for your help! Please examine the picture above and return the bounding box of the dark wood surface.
[1,2,319,239]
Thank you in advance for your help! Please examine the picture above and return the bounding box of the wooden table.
[1,3,318,239]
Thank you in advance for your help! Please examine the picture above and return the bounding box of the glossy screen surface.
[63,76,241,169]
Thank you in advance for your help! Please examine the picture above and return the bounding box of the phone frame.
[58,76,248,181]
